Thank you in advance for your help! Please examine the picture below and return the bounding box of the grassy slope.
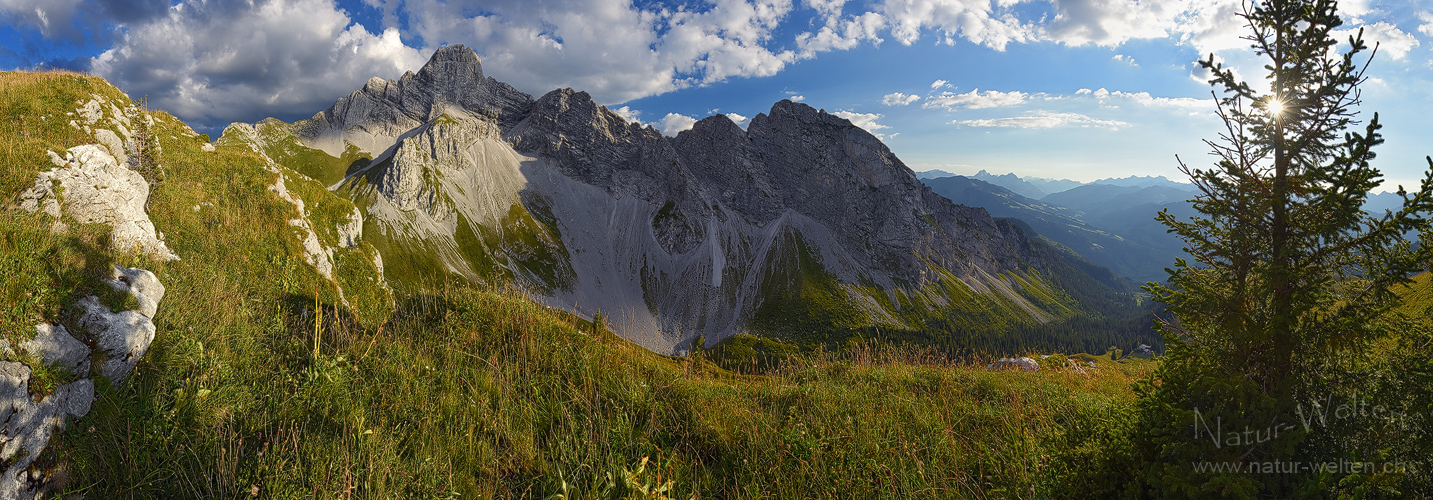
[4,71,1164,498]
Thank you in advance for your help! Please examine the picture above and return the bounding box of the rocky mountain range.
[221,45,1137,353]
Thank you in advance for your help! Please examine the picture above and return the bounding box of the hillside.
[923,175,1179,284]
[0,69,1160,498]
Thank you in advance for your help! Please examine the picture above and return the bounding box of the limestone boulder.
[17,145,178,261]
[986,357,1040,372]
[108,265,166,319]
[76,296,156,385]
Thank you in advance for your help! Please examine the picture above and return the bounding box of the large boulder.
[16,145,178,261]
[76,296,156,385]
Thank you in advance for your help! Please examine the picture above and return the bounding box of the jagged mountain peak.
[296,44,532,157]
[228,44,1138,353]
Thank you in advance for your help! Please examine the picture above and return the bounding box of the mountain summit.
[224,45,1136,353]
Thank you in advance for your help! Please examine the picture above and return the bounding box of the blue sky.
[3,0,1432,188]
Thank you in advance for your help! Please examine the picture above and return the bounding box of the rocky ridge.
[227,44,1132,353]
[0,266,164,498]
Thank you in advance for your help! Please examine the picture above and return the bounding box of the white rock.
[76,296,156,385]
[0,363,92,499]
[109,265,165,319]
[17,145,178,261]
[337,206,363,248]
[78,99,102,124]
[201,142,216,152]
[986,357,1039,372]
[20,324,91,377]
[93,128,129,165]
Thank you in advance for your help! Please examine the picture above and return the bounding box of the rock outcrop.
[986,357,1040,372]
[17,145,178,261]
[0,265,164,498]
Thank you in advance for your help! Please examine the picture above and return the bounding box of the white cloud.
[658,112,698,136]
[790,94,805,101]
[882,92,920,106]
[881,0,1035,50]
[1333,22,1419,60]
[611,105,642,123]
[923,88,1027,110]
[931,79,948,89]
[1420,12,1433,38]
[90,0,426,129]
[396,0,803,105]
[954,110,1128,130]
[795,11,884,57]
[726,112,750,127]
[1042,0,1190,47]
[0,0,84,39]
[1112,53,1137,66]
[831,109,890,137]
[1082,88,1208,109]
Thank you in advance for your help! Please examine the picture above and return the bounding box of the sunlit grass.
[3,69,1161,498]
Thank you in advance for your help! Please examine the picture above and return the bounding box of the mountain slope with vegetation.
[1,69,1159,498]
[207,45,1149,357]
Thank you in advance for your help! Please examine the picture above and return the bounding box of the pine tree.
[1131,0,1433,496]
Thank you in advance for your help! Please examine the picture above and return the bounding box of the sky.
[3,0,1432,188]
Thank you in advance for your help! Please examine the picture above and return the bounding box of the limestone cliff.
[226,44,1134,353]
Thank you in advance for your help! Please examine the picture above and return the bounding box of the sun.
[1266,97,1285,117]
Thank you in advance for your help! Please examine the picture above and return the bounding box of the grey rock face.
[20,324,90,377]
[76,296,157,385]
[508,88,711,254]
[297,44,534,157]
[279,45,1114,352]
[0,264,162,497]
[0,363,96,500]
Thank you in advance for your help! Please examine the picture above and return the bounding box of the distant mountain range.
[922,176,1190,283]
[216,45,1144,354]
[920,169,1409,284]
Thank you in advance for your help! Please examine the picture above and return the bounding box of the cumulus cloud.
[795,11,884,57]
[611,105,642,123]
[831,109,889,138]
[0,0,85,40]
[881,0,1035,50]
[407,0,799,104]
[1333,22,1419,60]
[658,112,698,136]
[1420,12,1433,38]
[882,92,920,106]
[930,79,948,89]
[1042,0,1186,47]
[789,94,806,102]
[923,88,1027,110]
[954,110,1128,130]
[90,0,427,129]
[726,112,750,127]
